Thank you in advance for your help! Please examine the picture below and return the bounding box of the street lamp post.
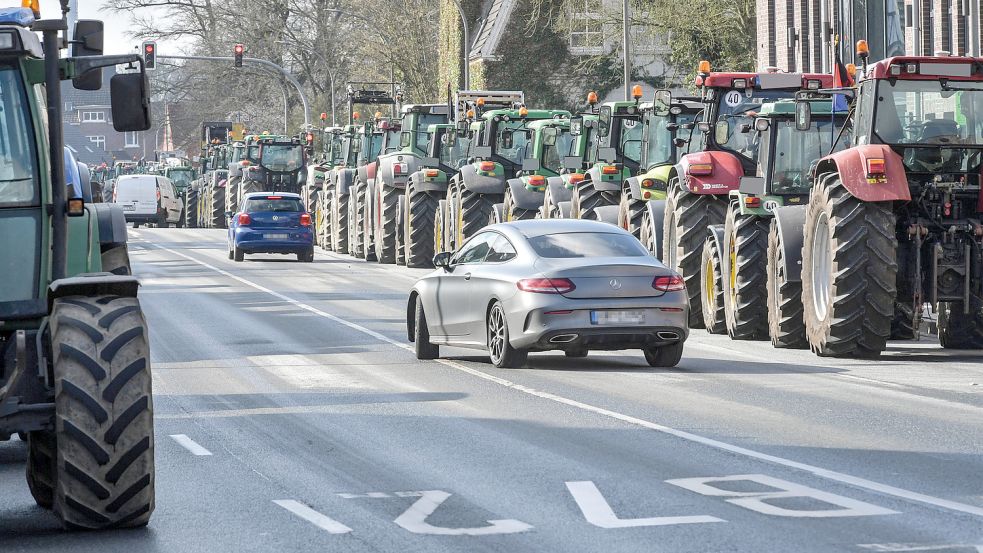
[276,39,337,126]
[623,0,631,100]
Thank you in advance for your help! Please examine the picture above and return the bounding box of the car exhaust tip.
[550,334,579,343]
[657,331,680,341]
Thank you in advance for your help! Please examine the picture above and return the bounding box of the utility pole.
[449,0,470,90]
[623,0,631,100]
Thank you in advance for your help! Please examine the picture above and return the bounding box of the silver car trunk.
[533,258,668,299]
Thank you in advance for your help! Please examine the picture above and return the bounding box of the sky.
[34,0,188,55]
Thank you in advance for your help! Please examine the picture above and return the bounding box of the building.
[61,67,155,166]
[438,0,680,109]
[757,0,983,73]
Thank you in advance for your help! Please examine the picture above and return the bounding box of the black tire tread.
[723,206,770,340]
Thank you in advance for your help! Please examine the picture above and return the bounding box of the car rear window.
[528,232,648,258]
[243,198,303,212]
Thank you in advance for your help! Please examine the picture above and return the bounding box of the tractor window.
[384,128,401,153]
[714,89,794,162]
[644,114,673,166]
[874,79,983,145]
[246,145,260,163]
[772,119,852,194]
[0,64,39,207]
[167,169,193,189]
[619,118,644,163]
[542,131,573,174]
[439,131,469,169]
[495,120,532,165]
[416,114,445,152]
[260,145,304,172]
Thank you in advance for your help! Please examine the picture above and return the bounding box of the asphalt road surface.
[2,228,982,552]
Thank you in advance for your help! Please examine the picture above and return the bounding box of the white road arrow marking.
[667,474,899,518]
[393,490,533,536]
[566,481,724,528]
[273,500,353,534]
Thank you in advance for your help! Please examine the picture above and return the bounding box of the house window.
[81,111,106,122]
[125,131,140,148]
[87,135,106,150]
[569,3,604,55]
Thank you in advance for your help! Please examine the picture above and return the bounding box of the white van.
[114,175,184,228]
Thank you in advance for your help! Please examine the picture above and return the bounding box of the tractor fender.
[813,144,912,202]
[593,205,620,225]
[460,163,505,195]
[706,224,725,266]
[771,205,807,283]
[585,165,622,192]
[546,176,572,203]
[48,274,140,309]
[377,152,419,189]
[88,203,129,248]
[625,176,643,198]
[506,178,546,211]
[407,171,449,194]
[335,168,356,197]
[643,200,667,258]
[678,151,743,196]
[629,164,674,198]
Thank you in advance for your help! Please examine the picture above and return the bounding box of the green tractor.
[222,139,250,222]
[699,99,851,341]
[624,96,704,246]
[368,104,451,264]
[0,5,156,528]
[398,123,471,268]
[539,113,597,220]
[491,117,575,223]
[441,91,569,250]
[305,126,343,249]
[198,142,230,228]
[350,115,402,260]
[163,164,194,227]
[322,124,362,253]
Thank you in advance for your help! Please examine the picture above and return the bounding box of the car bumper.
[123,213,159,223]
[506,293,689,351]
[234,228,313,253]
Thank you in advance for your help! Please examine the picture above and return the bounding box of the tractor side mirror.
[665,123,679,132]
[399,132,412,148]
[433,252,452,270]
[714,120,730,145]
[569,117,583,136]
[653,89,672,115]
[795,101,812,131]
[738,176,767,195]
[111,72,152,132]
[673,137,688,148]
[598,106,612,137]
[71,20,105,91]
[502,133,514,149]
[542,127,559,146]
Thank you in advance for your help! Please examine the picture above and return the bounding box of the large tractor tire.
[618,185,645,238]
[183,189,198,228]
[434,199,448,258]
[373,186,400,264]
[890,302,917,340]
[938,300,983,349]
[766,220,807,349]
[26,430,57,509]
[802,173,897,358]
[350,183,367,259]
[50,295,155,529]
[356,182,377,262]
[405,185,439,268]
[571,179,618,220]
[225,178,240,216]
[455,188,497,246]
[395,195,407,266]
[503,187,537,222]
[240,180,262,199]
[700,236,726,334]
[663,181,728,328]
[332,192,350,254]
[639,209,658,255]
[210,187,226,229]
[722,205,770,340]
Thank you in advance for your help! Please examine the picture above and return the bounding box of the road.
[2,227,982,552]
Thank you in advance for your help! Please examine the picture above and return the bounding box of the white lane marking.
[666,474,898,518]
[565,481,723,528]
[273,499,353,534]
[392,490,533,535]
[154,244,983,519]
[858,544,983,552]
[169,434,213,456]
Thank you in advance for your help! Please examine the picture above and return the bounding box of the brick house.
[757,0,983,73]
[61,67,155,166]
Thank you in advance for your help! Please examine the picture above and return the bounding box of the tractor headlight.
[0,32,16,50]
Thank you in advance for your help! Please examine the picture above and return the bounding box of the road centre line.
[169,434,213,456]
[273,500,353,534]
[153,244,983,519]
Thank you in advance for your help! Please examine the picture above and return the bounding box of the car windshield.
[495,120,532,165]
[261,144,304,171]
[0,64,38,206]
[528,232,648,258]
[715,89,795,161]
[244,198,304,212]
[167,169,193,188]
[541,129,573,174]
[416,114,445,152]
[619,118,644,163]
[772,118,852,194]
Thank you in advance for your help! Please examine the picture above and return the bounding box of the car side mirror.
[433,252,452,270]
[71,20,104,91]
[111,72,152,132]
[225,210,234,219]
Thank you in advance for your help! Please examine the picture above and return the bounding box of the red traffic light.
[145,44,154,53]
[234,44,244,54]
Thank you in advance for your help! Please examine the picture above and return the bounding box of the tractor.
[793,46,983,356]
[539,113,598,220]
[350,114,402,260]
[0,4,156,528]
[493,117,576,223]
[322,124,361,253]
[440,91,568,250]
[163,164,194,227]
[698,99,851,343]
[398,123,471,268]
[305,125,343,249]
[660,63,833,328]
[368,104,450,264]
[237,135,307,199]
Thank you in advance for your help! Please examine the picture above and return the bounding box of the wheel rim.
[488,306,505,363]
[729,236,737,303]
[704,254,715,315]
[811,212,832,321]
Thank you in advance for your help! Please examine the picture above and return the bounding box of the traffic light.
[143,41,156,70]
[234,43,244,68]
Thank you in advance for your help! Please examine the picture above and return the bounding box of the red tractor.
[792,45,983,356]
[660,63,832,327]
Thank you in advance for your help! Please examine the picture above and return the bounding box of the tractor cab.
[398,104,451,156]
[465,107,570,178]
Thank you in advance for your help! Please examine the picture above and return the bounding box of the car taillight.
[238,213,251,226]
[300,213,312,226]
[156,187,161,202]
[517,278,576,294]
[653,275,685,292]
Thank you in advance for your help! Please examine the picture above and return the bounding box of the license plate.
[121,204,136,211]
[591,310,645,325]
[265,233,289,240]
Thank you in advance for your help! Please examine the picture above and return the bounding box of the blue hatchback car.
[228,192,315,262]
